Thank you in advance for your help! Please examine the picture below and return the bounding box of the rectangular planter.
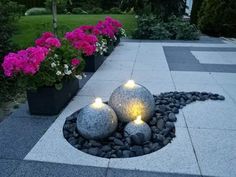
[83,54,105,72]
[113,36,121,47]
[27,78,79,115]
[104,41,114,56]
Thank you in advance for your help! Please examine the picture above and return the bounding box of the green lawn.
[12,14,136,49]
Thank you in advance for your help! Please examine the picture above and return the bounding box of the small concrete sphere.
[124,121,151,141]
[108,82,155,122]
[76,102,118,140]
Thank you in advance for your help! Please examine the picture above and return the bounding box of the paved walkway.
[1,39,236,177]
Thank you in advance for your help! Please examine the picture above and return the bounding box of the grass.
[12,14,137,49]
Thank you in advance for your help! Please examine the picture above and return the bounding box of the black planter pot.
[27,78,79,115]
[114,36,121,47]
[104,41,114,56]
[83,54,105,72]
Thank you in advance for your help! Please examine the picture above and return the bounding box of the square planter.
[27,78,79,115]
[83,54,104,72]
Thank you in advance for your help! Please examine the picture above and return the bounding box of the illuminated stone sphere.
[76,98,118,140]
[109,80,155,122]
[124,116,151,141]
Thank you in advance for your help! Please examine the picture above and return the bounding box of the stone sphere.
[108,82,155,122]
[124,121,151,141]
[76,102,118,140]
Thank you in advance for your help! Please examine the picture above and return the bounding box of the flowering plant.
[95,17,126,42]
[65,28,98,56]
[2,32,85,90]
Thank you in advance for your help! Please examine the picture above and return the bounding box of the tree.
[49,0,72,35]
[198,0,236,37]
[121,0,186,20]
[190,0,203,24]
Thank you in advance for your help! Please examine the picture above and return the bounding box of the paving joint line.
[210,73,236,106]
[105,159,111,177]
[167,53,203,176]
[180,110,204,177]
[130,42,141,78]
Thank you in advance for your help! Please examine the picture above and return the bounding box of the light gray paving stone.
[78,80,123,97]
[220,84,236,102]
[171,71,217,84]
[134,81,175,95]
[89,70,132,82]
[175,83,236,130]
[131,70,173,84]
[98,60,134,71]
[109,127,200,175]
[191,51,236,65]
[189,128,236,177]
[212,72,236,85]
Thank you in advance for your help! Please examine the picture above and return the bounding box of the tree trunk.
[52,0,57,35]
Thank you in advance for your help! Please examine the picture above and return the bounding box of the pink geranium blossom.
[2,46,48,77]
[71,58,81,66]
[65,28,98,56]
[35,32,61,49]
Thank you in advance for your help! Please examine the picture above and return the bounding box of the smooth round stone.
[109,83,155,122]
[76,103,118,140]
[124,121,151,141]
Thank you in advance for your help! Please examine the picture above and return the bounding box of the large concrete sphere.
[109,82,155,122]
[76,103,118,140]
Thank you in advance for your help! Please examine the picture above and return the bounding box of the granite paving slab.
[189,128,236,177]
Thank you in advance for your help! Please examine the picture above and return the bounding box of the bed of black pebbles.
[63,91,225,158]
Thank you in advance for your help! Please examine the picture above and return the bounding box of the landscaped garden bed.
[1,16,126,115]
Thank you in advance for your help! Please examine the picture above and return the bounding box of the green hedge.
[198,0,236,37]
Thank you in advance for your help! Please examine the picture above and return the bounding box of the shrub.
[190,0,203,24]
[133,15,200,40]
[198,0,236,37]
[25,7,50,16]
[133,15,158,39]
[89,7,103,14]
[110,7,122,14]
[72,8,88,14]
[151,24,171,40]
[0,0,23,104]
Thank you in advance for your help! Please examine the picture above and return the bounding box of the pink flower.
[2,46,48,77]
[35,32,61,49]
[71,58,81,66]
[65,28,98,56]
[45,37,61,48]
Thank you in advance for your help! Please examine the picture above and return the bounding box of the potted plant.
[2,32,85,115]
[66,26,107,72]
[104,17,127,47]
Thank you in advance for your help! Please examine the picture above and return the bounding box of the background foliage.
[190,0,203,25]
[0,0,25,105]
[121,0,186,20]
[133,15,199,40]
[197,0,236,37]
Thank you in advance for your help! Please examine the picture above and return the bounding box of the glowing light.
[92,97,103,108]
[134,115,143,125]
[125,80,135,88]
